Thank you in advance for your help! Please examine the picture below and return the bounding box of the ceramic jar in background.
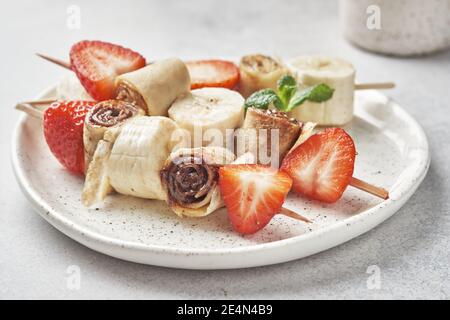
[340,0,450,56]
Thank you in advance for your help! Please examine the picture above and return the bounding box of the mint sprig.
[244,75,334,112]
[243,89,283,111]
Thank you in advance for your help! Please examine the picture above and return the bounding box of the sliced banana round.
[286,56,355,126]
[56,73,93,101]
[106,116,187,200]
[168,88,244,148]
[239,54,288,98]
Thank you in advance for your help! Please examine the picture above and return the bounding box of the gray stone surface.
[0,0,449,299]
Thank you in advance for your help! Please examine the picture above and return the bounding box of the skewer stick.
[354,82,395,90]
[36,53,71,70]
[280,207,311,223]
[32,53,392,201]
[18,99,56,106]
[15,103,43,120]
[35,54,396,92]
[349,177,389,200]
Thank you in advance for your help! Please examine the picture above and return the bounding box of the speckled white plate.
[12,87,429,269]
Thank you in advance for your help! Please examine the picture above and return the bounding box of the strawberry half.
[281,128,356,203]
[219,164,292,235]
[70,40,146,101]
[186,60,240,90]
[43,101,96,175]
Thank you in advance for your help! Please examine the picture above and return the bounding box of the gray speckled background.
[1,0,449,299]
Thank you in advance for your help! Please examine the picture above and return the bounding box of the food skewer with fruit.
[36,42,393,126]
[16,40,390,236]
[239,54,395,125]
[16,101,388,236]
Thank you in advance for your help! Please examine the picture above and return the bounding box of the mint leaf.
[244,89,283,111]
[277,75,297,106]
[286,83,334,112]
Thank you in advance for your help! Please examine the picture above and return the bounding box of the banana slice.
[286,56,355,126]
[107,116,187,200]
[82,116,188,206]
[82,139,114,206]
[168,88,244,148]
[239,54,288,98]
[82,127,123,206]
[160,146,235,217]
[115,58,190,116]
[289,122,317,153]
[56,73,93,101]
[83,100,144,171]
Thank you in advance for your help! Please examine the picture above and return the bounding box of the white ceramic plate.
[12,87,430,269]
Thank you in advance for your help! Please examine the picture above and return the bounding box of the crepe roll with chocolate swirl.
[239,54,288,98]
[83,100,144,170]
[160,147,235,217]
[115,58,190,116]
[236,108,316,166]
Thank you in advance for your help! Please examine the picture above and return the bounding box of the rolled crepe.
[239,54,288,98]
[82,116,187,206]
[235,108,302,166]
[160,146,235,217]
[115,58,190,116]
[83,100,144,171]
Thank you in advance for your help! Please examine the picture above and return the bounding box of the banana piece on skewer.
[83,100,144,171]
[56,73,94,101]
[168,88,244,148]
[289,122,317,152]
[82,127,124,206]
[286,56,356,126]
[239,54,288,98]
[82,116,188,206]
[107,116,187,200]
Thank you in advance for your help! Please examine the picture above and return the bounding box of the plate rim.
[11,85,431,267]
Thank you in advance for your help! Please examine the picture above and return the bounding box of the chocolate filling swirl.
[115,80,148,113]
[241,54,281,74]
[161,155,218,205]
[89,100,138,127]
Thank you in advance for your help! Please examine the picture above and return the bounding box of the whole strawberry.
[43,101,96,175]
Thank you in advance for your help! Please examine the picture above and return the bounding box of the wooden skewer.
[18,99,56,106]
[354,82,395,90]
[15,103,391,201]
[280,207,312,223]
[36,53,71,70]
[349,177,389,200]
[35,54,396,92]
[280,177,389,224]
[15,103,44,120]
